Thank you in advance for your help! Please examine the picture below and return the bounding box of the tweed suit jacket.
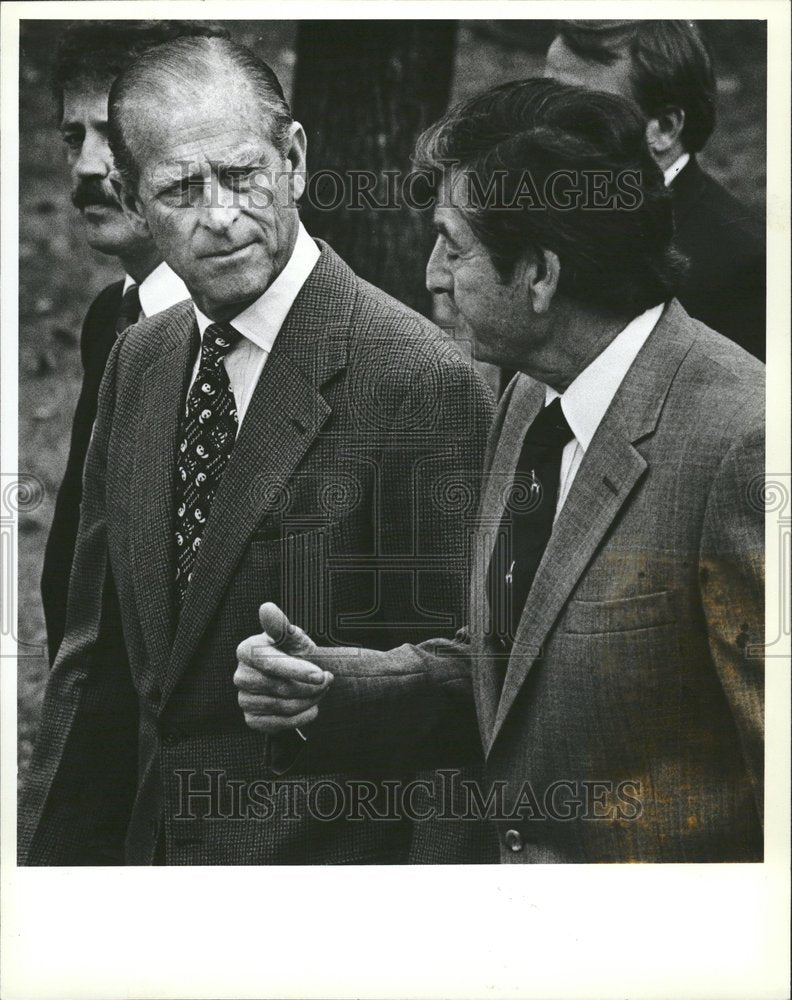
[294,300,765,863]
[20,242,496,866]
[41,279,125,664]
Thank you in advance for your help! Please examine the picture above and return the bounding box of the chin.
[83,218,140,258]
[199,284,268,320]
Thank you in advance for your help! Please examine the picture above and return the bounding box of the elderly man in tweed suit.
[20,37,494,865]
[233,79,764,864]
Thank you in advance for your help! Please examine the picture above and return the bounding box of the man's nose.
[74,132,112,179]
[199,179,242,233]
[425,238,452,295]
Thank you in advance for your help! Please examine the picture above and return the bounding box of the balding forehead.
[124,85,277,171]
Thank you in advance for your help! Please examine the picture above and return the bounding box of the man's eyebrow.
[229,153,266,166]
[154,168,204,194]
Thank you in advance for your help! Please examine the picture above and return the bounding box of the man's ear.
[645,107,686,160]
[282,121,307,203]
[110,172,150,239]
[526,248,560,315]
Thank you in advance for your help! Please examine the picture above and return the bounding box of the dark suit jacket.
[672,156,765,361]
[294,301,765,863]
[41,280,124,664]
[20,242,496,866]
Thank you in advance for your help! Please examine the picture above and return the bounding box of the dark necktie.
[174,322,241,606]
[115,283,141,335]
[487,397,575,654]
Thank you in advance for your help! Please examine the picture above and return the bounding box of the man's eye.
[225,169,256,191]
[61,133,82,152]
[169,180,203,206]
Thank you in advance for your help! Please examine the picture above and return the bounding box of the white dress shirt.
[190,222,320,429]
[544,303,664,518]
[663,152,690,187]
[122,260,189,319]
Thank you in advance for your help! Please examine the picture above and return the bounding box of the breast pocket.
[562,590,677,635]
[245,519,345,566]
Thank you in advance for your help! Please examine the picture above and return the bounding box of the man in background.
[41,21,226,664]
[545,19,765,360]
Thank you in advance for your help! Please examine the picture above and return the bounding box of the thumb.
[258,602,318,658]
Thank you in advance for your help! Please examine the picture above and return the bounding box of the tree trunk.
[292,21,458,316]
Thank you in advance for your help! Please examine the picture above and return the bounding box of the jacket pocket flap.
[563,590,676,635]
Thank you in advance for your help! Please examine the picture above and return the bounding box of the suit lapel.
[130,306,197,679]
[487,426,648,750]
[468,376,544,741]
[486,301,697,753]
[162,244,354,701]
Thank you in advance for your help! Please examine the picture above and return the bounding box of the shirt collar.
[192,222,320,352]
[663,151,690,187]
[123,261,190,318]
[544,303,664,451]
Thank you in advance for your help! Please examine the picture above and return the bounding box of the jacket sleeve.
[699,407,765,825]
[21,336,138,865]
[269,634,477,777]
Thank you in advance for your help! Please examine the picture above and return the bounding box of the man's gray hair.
[108,35,293,193]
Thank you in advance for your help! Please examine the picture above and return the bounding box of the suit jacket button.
[504,828,523,852]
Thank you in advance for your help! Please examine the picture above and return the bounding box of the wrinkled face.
[61,81,152,257]
[128,82,304,320]
[544,36,636,101]
[425,176,537,370]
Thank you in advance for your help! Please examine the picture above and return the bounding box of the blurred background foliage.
[17,19,767,782]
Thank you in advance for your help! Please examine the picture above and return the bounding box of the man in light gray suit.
[233,78,764,863]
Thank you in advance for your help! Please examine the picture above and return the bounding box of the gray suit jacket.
[296,300,764,863]
[20,242,495,865]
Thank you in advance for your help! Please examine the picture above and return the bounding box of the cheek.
[149,210,189,249]
[246,206,283,246]
[455,274,498,318]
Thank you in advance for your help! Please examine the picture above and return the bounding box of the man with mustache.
[41,21,225,664]
[21,36,494,865]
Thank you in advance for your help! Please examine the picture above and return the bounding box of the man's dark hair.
[107,36,293,195]
[414,77,686,317]
[555,19,716,153]
[51,20,230,121]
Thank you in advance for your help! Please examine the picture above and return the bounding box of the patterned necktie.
[115,283,141,335]
[174,322,241,606]
[487,397,575,657]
